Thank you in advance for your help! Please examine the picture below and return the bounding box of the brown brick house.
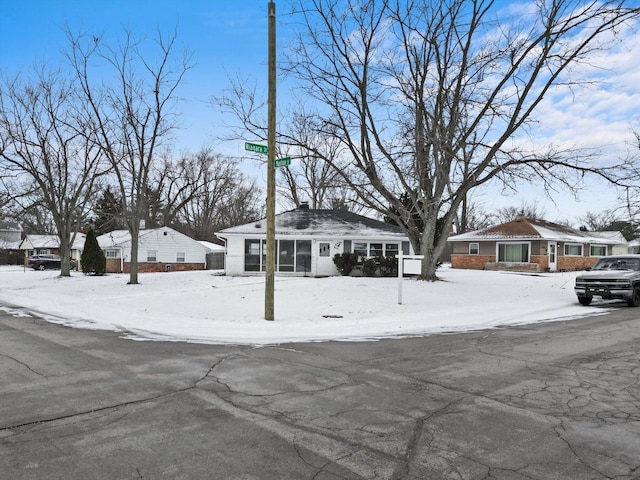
[448,218,628,272]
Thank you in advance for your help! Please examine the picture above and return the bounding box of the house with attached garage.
[447,217,628,272]
[217,203,412,277]
[96,227,212,273]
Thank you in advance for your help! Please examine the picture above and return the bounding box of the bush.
[378,255,398,277]
[362,258,378,277]
[333,252,358,275]
[81,229,106,275]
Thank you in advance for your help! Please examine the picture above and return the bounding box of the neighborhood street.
[1,303,639,480]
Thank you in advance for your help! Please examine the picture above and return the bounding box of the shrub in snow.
[81,229,106,275]
[333,252,358,275]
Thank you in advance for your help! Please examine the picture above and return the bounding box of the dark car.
[28,254,76,271]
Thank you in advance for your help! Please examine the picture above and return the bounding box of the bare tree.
[214,78,360,211]
[278,0,639,279]
[0,69,107,276]
[492,201,549,225]
[66,27,194,284]
[175,150,262,241]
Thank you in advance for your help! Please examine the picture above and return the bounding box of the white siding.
[225,236,249,276]
[138,229,208,264]
[221,234,411,277]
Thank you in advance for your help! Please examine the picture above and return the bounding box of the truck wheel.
[578,296,592,306]
[626,286,640,307]
[38,264,46,271]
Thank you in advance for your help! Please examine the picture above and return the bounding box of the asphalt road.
[1,302,639,480]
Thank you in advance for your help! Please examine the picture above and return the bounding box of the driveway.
[1,303,639,479]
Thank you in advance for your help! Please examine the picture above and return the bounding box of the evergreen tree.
[91,186,125,236]
[81,229,106,275]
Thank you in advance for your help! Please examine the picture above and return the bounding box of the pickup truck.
[574,255,640,307]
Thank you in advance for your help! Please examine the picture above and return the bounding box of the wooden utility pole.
[265,1,276,321]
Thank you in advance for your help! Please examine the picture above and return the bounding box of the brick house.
[96,227,211,273]
[448,218,628,272]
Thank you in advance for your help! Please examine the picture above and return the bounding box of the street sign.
[245,142,268,154]
[274,157,291,168]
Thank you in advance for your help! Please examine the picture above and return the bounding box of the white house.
[96,227,211,273]
[0,221,22,249]
[20,233,86,266]
[217,203,412,277]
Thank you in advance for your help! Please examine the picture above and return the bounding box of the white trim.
[469,242,479,255]
[496,241,531,263]
[564,243,583,256]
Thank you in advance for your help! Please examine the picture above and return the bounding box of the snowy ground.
[0,265,607,345]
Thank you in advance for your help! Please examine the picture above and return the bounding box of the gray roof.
[218,207,406,238]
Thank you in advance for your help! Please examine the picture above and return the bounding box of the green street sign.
[244,142,268,154]
[274,157,291,168]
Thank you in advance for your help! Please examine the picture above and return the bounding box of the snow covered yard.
[0,265,605,345]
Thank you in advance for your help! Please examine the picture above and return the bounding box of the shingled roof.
[448,217,627,244]
[218,205,406,238]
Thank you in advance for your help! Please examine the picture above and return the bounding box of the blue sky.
[2,1,639,224]
[1,1,277,153]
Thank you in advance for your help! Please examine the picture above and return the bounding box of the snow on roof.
[24,234,60,248]
[198,240,225,252]
[0,240,22,249]
[218,207,407,238]
[97,229,132,248]
[19,233,86,250]
[448,218,628,245]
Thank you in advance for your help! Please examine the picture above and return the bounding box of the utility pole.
[265,1,276,321]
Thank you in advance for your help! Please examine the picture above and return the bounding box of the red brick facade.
[451,255,494,270]
[448,218,624,273]
[451,251,600,272]
[557,256,598,272]
[105,258,204,273]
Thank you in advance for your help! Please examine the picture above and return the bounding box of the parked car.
[574,255,640,307]
[28,254,76,271]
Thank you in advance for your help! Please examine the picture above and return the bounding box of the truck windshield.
[592,258,640,271]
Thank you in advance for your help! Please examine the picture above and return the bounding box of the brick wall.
[105,259,204,274]
[451,254,494,270]
[558,256,598,272]
[531,255,548,271]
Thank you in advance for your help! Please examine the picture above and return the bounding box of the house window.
[590,245,607,257]
[176,252,185,262]
[385,243,399,257]
[352,242,400,259]
[278,240,295,272]
[497,243,529,262]
[353,242,367,261]
[369,243,383,257]
[295,240,312,273]
[245,239,312,273]
[564,244,583,256]
[105,250,118,258]
[469,243,479,255]
[245,239,262,272]
[147,250,157,262]
[319,242,331,257]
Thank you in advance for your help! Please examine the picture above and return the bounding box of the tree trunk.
[128,224,140,284]
[59,233,72,277]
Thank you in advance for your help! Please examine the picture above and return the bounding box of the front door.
[317,241,337,276]
[548,241,557,272]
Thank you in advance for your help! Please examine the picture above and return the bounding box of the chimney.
[299,201,310,210]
